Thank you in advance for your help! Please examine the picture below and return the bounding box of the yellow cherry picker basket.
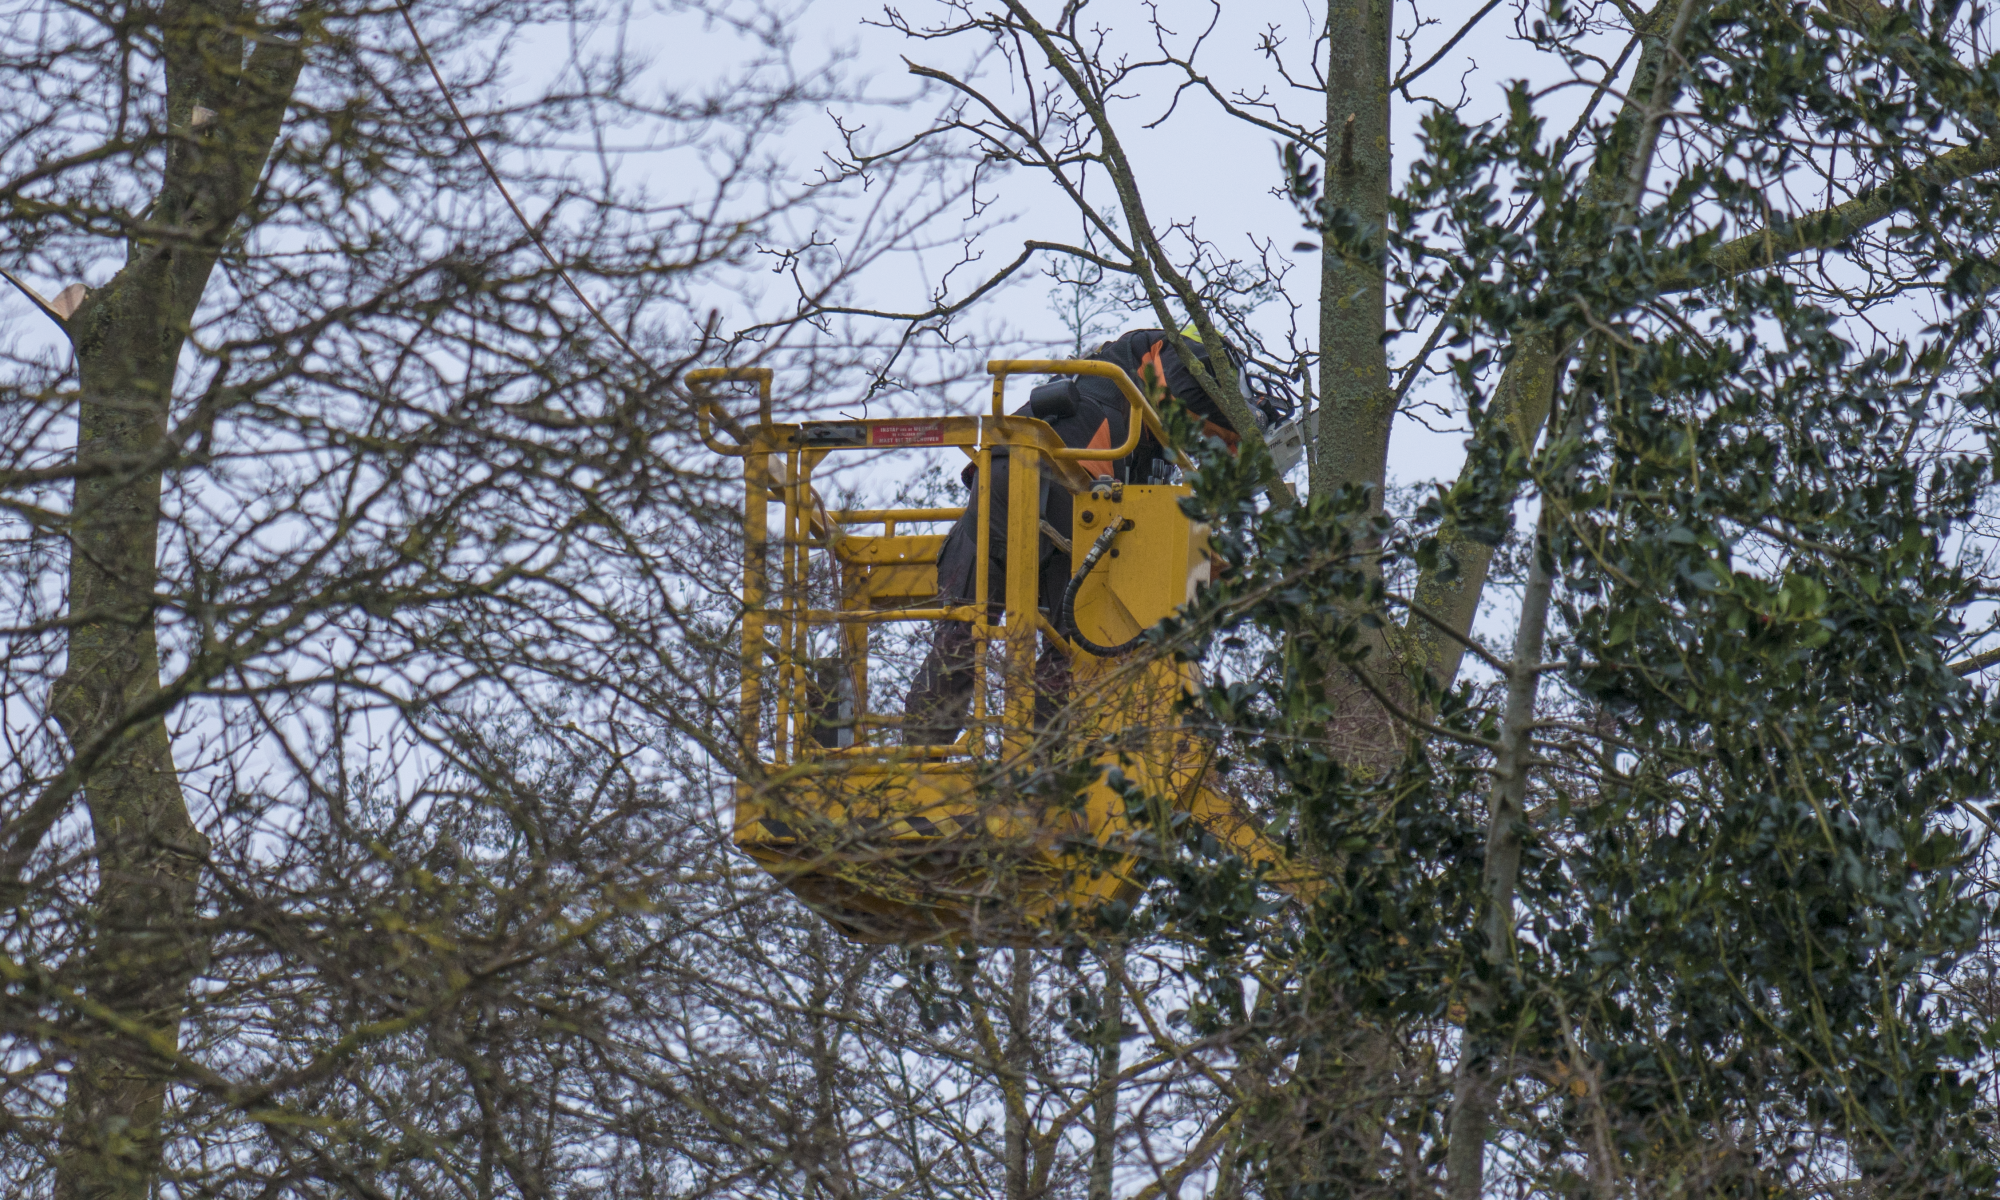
[695,361,1308,944]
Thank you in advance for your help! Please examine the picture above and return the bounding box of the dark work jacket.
[934,331,1242,611]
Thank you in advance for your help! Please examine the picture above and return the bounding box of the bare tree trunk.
[802,928,855,1200]
[1301,0,1416,785]
[46,8,300,1195]
[1005,949,1033,1200]
[1310,0,1393,510]
[1445,398,1577,1199]
[51,341,205,1199]
[1089,944,1122,1200]
[1248,9,1416,1191]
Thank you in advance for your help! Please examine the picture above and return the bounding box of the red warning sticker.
[869,420,945,447]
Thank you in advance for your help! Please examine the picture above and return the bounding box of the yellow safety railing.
[720,359,1173,768]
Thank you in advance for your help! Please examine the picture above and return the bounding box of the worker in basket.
[900,327,1276,746]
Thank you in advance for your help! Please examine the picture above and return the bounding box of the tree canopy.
[8,0,2000,1197]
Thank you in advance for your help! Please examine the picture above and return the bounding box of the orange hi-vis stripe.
[1084,418,1113,477]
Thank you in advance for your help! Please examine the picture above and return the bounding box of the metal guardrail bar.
[987,359,1190,468]
[748,607,986,626]
[691,366,773,456]
[833,507,966,523]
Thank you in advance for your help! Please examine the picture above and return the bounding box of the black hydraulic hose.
[1059,523,1146,657]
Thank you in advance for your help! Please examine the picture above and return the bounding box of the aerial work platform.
[696,361,1307,944]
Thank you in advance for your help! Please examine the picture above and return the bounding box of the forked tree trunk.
[46,8,300,1194]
